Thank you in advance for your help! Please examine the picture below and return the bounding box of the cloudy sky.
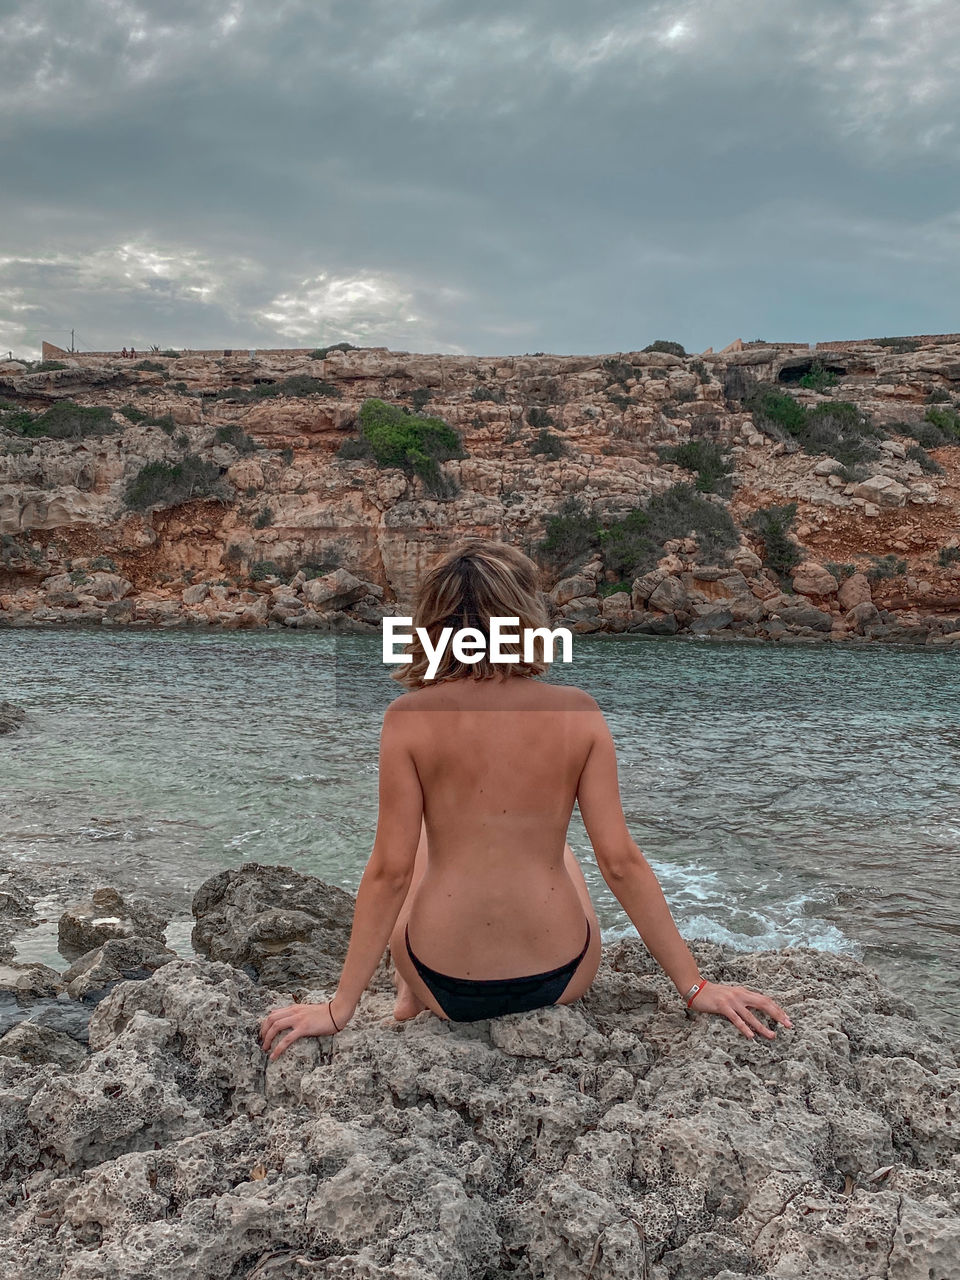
[1,0,958,358]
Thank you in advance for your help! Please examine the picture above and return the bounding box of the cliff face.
[1,339,959,642]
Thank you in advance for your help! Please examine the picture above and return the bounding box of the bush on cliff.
[124,454,231,511]
[538,485,738,579]
[537,496,601,569]
[339,398,465,497]
[746,386,883,466]
[308,342,357,359]
[2,401,119,440]
[643,339,687,357]
[657,440,733,495]
[599,484,739,578]
[744,503,801,581]
[528,429,566,459]
[214,424,259,454]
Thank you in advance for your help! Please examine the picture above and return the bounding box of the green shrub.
[866,554,907,581]
[643,340,686,357]
[68,568,89,585]
[309,343,357,359]
[925,388,952,404]
[798,359,839,392]
[937,547,960,567]
[924,406,960,440]
[32,360,68,372]
[598,580,632,597]
[88,555,118,572]
[689,359,711,384]
[8,401,119,440]
[905,443,944,474]
[526,407,555,429]
[158,349,181,358]
[599,484,739,579]
[124,453,229,511]
[0,405,38,435]
[409,388,433,411]
[132,360,167,373]
[890,418,950,449]
[606,392,634,411]
[745,386,883,466]
[280,447,294,465]
[537,496,602,568]
[824,562,856,581]
[214,424,258,454]
[344,398,465,496]
[875,336,920,352]
[744,503,801,581]
[119,403,147,423]
[657,440,733,495]
[471,384,505,403]
[250,559,281,580]
[529,429,566,459]
[253,507,274,528]
[601,358,640,386]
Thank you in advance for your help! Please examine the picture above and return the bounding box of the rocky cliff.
[1,863,958,1280]
[2,337,960,644]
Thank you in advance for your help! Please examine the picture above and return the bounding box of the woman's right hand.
[688,981,793,1039]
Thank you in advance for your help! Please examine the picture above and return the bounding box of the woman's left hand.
[259,1000,348,1061]
[688,982,793,1039]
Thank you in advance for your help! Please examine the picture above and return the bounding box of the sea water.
[3,627,957,1036]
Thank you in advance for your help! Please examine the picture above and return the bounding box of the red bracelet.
[327,999,341,1032]
[685,979,708,1009]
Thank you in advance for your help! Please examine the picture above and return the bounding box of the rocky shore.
[2,337,960,646]
[1,861,958,1279]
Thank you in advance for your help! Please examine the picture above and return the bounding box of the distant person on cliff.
[260,540,792,1057]
[120,347,128,358]
[129,346,136,359]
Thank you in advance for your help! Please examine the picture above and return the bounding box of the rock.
[630,569,669,606]
[647,575,687,612]
[813,457,843,476]
[838,573,872,611]
[878,438,907,458]
[190,862,361,990]
[58,888,169,958]
[0,916,955,1279]
[0,1022,87,1070]
[850,476,909,508]
[0,702,26,734]
[61,935,178,1000]
[625,611,679,635]
[82,572,133,601]
[551,574,596,606]
[182,582,210,605]
[300,568,367,610]
[732,547,763,574]
[689,608,734,633]
[844,601,881,633]
[776,604,834,632]
[791,561,839,598]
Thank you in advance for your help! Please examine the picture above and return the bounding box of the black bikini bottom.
[404,917,592,1023]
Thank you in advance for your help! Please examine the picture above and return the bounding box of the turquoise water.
[2,627,958,1035]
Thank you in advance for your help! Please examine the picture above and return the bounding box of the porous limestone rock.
[58,888,169,957]
[0,868,956,1280]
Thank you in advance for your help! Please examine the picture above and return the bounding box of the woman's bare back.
[392,673,598,977]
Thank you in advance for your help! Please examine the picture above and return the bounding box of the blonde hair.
[391,538,552,688]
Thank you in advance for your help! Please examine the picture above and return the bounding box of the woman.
[260,539,791,1059]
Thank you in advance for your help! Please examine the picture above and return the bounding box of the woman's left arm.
[260,701,422,1060]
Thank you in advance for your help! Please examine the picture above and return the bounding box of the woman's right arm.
[575,701,792,1039]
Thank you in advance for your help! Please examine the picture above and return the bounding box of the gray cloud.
[1,0,958,358]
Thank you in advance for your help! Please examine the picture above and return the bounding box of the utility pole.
[70,329,75,352]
